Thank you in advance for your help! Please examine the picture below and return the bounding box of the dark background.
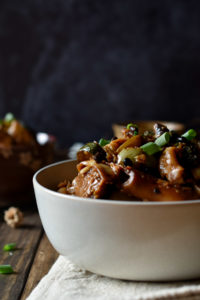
[0,0,200,147]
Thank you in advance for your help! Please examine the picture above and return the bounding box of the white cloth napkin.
[27,256,200,300]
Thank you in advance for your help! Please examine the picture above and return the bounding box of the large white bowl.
[33,159,200,281]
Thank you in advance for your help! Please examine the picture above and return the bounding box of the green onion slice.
[141,142,160,155]
[99,138,110,147]
[126,123,138,135]
[0,265,14,274]
[4,112,15,122]
[3,243,16,252]
[182,129,197,141]
[118,147,142,164]
[155,132,170,147]
[127,123,138,130]
[133,130,138,136]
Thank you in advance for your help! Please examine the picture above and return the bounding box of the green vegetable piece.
[77,142,106,162]
[182,129,197,141]
[126,123,139,135]
[155,132,170,147]
[80,142,101,154]
[141,142,160,155]
[118,147,142,164]
[0,265,14,274]
[4,112,15,122]
[127,123,138,130]
[99,138,110,147]
[3,243,16,252]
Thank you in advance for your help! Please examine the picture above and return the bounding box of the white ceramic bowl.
[33,160,200,281]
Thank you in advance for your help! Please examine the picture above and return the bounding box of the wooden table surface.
[0,200,58,300]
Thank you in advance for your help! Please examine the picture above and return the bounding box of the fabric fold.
[26,256,200,300]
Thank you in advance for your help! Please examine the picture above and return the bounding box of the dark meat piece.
[70,160,115,198]
[121,168,198,201]
[159,147,185,184]
[154,123,169,139]
[169,131,189,145]
[178,143,200,168]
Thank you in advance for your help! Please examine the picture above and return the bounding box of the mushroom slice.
[154,123,169,138]
[159,147,185,184]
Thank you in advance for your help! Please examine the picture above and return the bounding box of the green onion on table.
[3,243,16,252]
[0,265,14,274]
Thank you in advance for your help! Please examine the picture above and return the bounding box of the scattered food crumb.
[4,207,24,228]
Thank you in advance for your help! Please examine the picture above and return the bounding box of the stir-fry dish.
[0,113,36,147]
[58,123,200,201]
[0,113,47,172]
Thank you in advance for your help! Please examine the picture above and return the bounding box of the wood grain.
[20,234,58,300]
[0,211,42,300]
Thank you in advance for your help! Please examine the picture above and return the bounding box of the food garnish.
[155,132,170,147]
[4,112,15,123]
[126,123,138,135]
[99,138,111,147]
[140,142,160,155]
[182,129,197,141]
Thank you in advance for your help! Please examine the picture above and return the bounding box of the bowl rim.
[33,159,200,206]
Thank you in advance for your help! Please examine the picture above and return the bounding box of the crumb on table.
[4,207,24,228]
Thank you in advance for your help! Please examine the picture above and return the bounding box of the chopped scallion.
[127,123,138,130]
[126,123,138,135]
[3,243,16,252]
[4,112,15,122]
[0,265,14,274]
[182,129,197,141]
[155,132,170,147]
[118,147,142,164]
[141,142,160,155]
[99,138,110,147]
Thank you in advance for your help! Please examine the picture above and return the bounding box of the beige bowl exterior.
[112,121,185,138]
[33,160,200,281]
